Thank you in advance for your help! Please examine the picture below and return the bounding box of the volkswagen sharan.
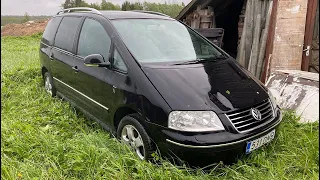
[40,8,282,165]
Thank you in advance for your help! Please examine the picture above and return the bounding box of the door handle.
[112,85,117,93]
[303,45,311,56]
[72,66,79,72]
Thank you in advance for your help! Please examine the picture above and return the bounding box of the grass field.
[1,35,319,179]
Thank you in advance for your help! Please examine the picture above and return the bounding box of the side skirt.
[56,91,116,137]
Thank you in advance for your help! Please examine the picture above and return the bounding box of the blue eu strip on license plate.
[246,129,275,154]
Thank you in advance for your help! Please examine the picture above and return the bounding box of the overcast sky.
[1,0,191,16]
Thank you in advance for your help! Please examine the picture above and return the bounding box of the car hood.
[141,59,269,114]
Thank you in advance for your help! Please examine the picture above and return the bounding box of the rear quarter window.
[42,17,62,46]
[54,16,82,52]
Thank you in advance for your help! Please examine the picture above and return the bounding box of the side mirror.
[84,54,110,67]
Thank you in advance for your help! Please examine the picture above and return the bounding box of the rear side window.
[42,17,62,46]
[77,18,111,61]
[54,17,82,52]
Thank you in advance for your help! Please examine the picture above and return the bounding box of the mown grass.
[1,36,319,180]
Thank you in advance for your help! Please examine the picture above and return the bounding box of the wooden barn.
[176,0,319,82]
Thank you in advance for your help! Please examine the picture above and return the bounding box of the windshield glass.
[112,19,224,63]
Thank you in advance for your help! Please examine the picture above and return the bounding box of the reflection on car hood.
[141,59,269,114]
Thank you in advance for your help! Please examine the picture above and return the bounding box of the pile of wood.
[181,6,224,47]
[183,6,216,29]
[236,0,273,78]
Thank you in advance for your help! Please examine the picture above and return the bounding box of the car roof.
[99,11,173,20]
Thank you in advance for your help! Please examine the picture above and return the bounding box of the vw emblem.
[251,108,262,120]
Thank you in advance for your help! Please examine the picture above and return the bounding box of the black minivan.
[40,8,282,164]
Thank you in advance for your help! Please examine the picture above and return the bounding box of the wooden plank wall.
[236,0,273,79]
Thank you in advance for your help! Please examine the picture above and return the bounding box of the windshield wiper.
[203,54,228,61]
[172,58,204,65]
[173,55,227,65]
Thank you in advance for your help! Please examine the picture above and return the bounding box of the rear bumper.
[147,109,282,164]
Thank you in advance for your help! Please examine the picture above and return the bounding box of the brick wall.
[270,0,308,72]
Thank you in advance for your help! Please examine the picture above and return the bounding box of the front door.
[72,17,114,124]
[302,0,319,73]
[309,4,319,72]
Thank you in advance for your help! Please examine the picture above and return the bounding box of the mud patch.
[1,19,49,37]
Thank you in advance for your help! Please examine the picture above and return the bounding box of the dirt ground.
[1,19,49,37]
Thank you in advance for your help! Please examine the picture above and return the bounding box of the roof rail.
[130,10,170,17]
[57,7,101,15]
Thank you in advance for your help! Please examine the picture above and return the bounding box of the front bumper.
[147,109,283,164]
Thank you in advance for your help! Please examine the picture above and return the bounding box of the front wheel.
[117,114,155,161]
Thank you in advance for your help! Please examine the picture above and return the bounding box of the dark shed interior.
[176,0,245,58]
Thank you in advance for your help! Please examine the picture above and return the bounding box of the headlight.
[268,89,278,109]
[168,111,225,132]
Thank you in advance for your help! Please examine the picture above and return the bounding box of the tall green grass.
[1,36,319,179]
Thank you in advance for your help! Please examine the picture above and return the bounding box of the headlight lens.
[268,89,278,109]
[168,111,225,132]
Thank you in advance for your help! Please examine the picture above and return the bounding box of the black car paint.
[40,11,281,163]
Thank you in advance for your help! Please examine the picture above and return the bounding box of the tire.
[117,114,155,161]
[43,72,56,97]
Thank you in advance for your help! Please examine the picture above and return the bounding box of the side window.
[77,18,111,61]
[113,48,127,72]
[42,17,62,46]
[54,16,82,52]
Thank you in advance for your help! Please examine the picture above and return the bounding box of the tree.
[61,0,89,9]
[132,2,143,10]
[121,1,131,11]
[74,0,82,7]
[62,0,73,9]
[22,12,30,23]
[59,0,184,18]
[89,3,101,10]
[101,0,121,10]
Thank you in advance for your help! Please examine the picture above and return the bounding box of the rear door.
[40,16,62,73]
[50,16,83,99]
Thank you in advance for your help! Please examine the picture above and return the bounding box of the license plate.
[246,129,275,154]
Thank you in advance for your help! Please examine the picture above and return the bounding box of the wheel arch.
[41,66,48,78]
[113,106,146,130]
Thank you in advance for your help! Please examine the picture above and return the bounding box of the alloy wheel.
[45,76,52,95]
[121,125,145,160]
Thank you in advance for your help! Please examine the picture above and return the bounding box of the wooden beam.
[261,0,278,83]
[248,13,261,75]
[237,0,250,66]
[256,1,273,78]
[244,0,254,69]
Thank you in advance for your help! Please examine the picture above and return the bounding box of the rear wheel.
[117,114,155,161]
[43,72,56,97]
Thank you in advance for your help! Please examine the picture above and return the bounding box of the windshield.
[112,19,224,63]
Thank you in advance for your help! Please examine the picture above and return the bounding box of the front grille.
[226,99,274,132]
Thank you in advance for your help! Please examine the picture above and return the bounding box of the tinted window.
[113,48,127,72]
[54,17,82,52]
[77,18,111,61]
[42,17,62,46]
